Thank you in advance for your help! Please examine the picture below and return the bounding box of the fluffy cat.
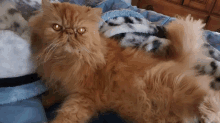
[29,0,220,122]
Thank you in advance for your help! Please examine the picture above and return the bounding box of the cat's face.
[29,0,103,64]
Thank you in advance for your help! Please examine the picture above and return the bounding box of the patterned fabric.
[0,0,47,105]
[99,15,170,53]
[99,13,220,91]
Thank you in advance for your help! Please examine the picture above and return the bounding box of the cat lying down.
[29,0,220,122]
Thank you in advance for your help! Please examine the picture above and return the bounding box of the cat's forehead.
[50,3,91,22]
[40,2,101,28]
[53,3,87,14]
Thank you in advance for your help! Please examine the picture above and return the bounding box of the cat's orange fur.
[29,0,220,122]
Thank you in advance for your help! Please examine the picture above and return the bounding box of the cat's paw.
[199,92,220,123]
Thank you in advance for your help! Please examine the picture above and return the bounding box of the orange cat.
[29,0,220,122]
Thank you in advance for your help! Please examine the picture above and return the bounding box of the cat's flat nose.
[65,28,74,34]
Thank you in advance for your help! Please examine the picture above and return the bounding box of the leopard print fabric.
[0,1,31,42]
[99,16,220,91]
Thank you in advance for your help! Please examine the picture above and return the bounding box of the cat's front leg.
[50,93,97,123]
[42,88,67,109]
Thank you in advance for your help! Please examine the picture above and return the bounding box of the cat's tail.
[165,15,206,67]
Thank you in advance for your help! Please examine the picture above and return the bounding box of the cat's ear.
[91,8,102,16]
[87,7,102,21]
[42,0,54,11]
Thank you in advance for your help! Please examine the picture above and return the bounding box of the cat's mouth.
[64,43,76,53]
[63,40,91,55]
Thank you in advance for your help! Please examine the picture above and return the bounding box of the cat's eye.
[52,24,62,31]
[77,27,86,34]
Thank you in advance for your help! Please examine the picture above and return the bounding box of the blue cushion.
[0,96,47,123]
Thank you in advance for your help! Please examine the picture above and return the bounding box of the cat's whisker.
[35,48,48,63]
[43,48,54,62]
[47,43,59,54]
[43,41,61,63]
[43,54,52,63]
[53,55,67,60]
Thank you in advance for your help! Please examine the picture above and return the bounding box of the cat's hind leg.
[160,15,220,122]
[199,91,220,123]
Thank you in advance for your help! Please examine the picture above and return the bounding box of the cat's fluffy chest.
[72,38,161,92]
